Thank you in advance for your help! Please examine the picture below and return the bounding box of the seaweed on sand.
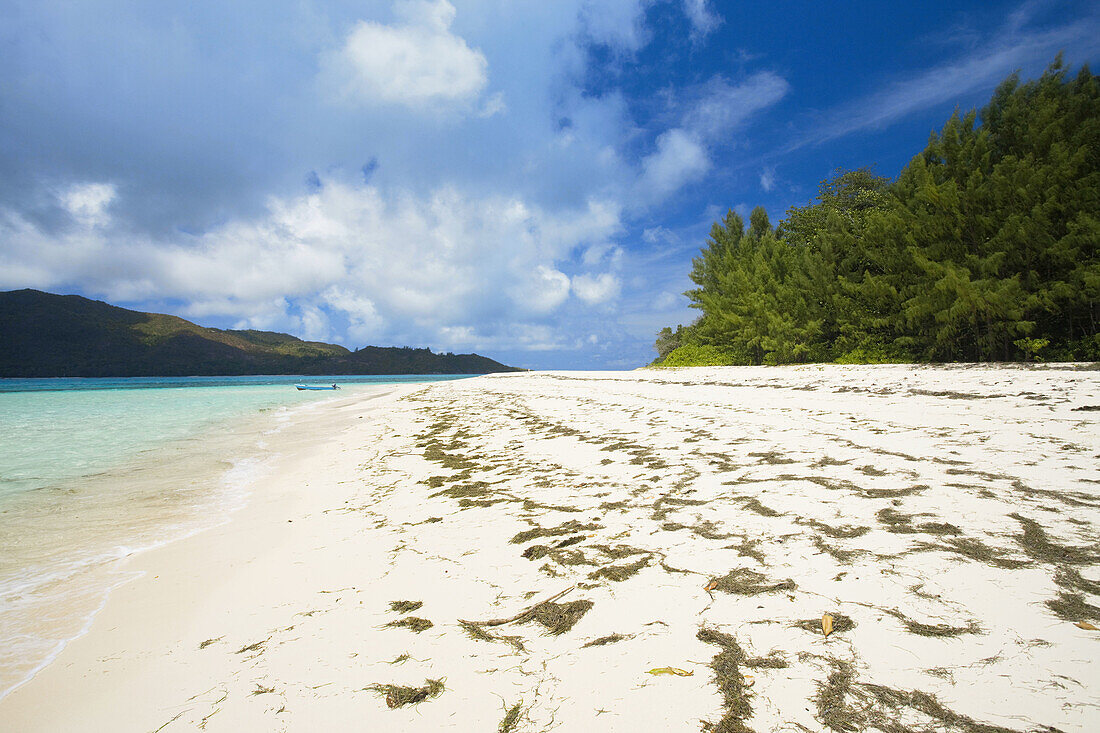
[696,627,754,733]
[744,651,788,669]
[390,600,423,614]
[922,537,1031,570]
[527,600,594,635]
[386,617,433,633]
[511,521,602,545]
[885,609,981,637]
[582,633,631,648]
[814,660,1023,733]
[708,568,796,596]
[458,620,526,651]
[499,701,524,733]
[366,678,445,708]
[1009,513,1100,565]
[793,614,855,636]
[813,535,864,564]
[588,556,650,582]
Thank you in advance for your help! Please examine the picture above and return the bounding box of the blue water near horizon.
[0,373,474,699]
[0,374,473,501]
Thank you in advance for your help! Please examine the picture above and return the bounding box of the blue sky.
[1,0,1097,369]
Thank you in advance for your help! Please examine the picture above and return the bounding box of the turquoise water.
[0,374,470,698]
[0,375,466,501]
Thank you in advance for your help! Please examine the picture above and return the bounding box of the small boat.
[295,383,340,391]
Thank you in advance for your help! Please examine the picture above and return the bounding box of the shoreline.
[0,383,408,702]
[0,366,1097,731]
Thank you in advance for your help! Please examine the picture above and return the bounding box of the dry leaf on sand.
[1075,621,1098,630]
[704,580,718,592]
[822,613,835,638]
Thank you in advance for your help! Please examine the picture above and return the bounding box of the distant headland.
[0,289,522,377]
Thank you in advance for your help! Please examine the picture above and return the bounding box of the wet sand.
[1,365,1097,732]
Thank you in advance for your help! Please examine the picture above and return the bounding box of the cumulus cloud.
[572,272,621,305]
[326,0,488,108]
[636,128,710,202]
[0,177,623,349]
[60,182,116,226]
[635,71,788,203]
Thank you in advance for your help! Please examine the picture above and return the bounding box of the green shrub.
[658,344,737,367]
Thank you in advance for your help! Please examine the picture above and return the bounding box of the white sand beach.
[1,365,1098,732]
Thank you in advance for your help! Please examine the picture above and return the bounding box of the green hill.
[0,289,521,377]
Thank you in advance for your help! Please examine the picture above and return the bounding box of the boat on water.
[295,383,340,391]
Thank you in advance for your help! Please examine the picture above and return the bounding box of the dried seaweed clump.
[588,557,650,582]
[696,627,753,733]
[886,609,981,638]
[386,617,433,633]
[458,620,526,652]
[511,521,602,545]
[390,600,423,614]
[814,660,1022,733]
[366,678,445,708]
[1010,512,1100,565]
[499,701,524,733]
[744,651,789,669]
[709,568,796,596]
[526,600,594,635]
[582,633,631,648]
[793,613,855,636]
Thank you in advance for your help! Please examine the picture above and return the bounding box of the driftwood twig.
[460,586,576,627]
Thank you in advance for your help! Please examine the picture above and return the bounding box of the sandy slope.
[1,365,1097,732]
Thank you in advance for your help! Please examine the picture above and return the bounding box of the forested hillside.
[0,289,520,377]
[655,57,1098,366]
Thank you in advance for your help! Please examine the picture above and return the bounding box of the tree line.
[654,57,1098,366]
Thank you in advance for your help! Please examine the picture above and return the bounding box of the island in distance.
[0,289,522,377]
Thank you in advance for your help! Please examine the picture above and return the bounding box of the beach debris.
[582,633,631,648]
[704,579,719,592]
[385,617,433,633]
[588,556,650,582]
[366,678,446,709]
[696,627,754,731]
[794,613,855,636]
[743,675,755,688]
[498,701,524,733]
[1075,621,1098,630]
[235,639,267,655]
[647,666,693,676]
[822,613,835,638]
[529,600,595,635]
[458,620,526,652]
[708,568,797,595]
[389,600,423,614]
[461,585,575,627]
[198,636,222,649]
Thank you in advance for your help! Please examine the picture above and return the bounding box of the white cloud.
[326,0,488,108]
[759,166,776,192]
[0,177,623,348]
[580,0,653,52]
[682,0,721,40]
[60,182,116,226]
[633,71,788,204]
[637,128,710,202]
[683,72,790,140]
[572,272,621,305]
